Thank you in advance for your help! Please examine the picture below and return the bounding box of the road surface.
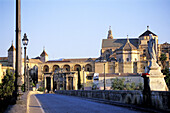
[34,94,147,113]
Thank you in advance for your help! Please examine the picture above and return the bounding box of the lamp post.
[102,60,106,90]
[82,66,85,90]
[27,56,29,91]
[22,33,29,92]
[104,63,106,90]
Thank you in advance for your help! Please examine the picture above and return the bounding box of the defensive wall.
[55,90,170,111]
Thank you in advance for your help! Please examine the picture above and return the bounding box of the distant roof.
[102,38,138,49]
[32,56,41,59]
[99,73,140,77]
[40,50,48,56]
[29,59,42,63]
[8,44,15,51]
[139,30,157,37]
[47,60,71,63]
[62,58,97,62]
[0,57,8,61]
[119,39,137,51]
[161,42,170,45]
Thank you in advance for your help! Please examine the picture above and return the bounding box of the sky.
[0,0,170,60]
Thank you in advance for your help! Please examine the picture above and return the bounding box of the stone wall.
[55,90,170,111]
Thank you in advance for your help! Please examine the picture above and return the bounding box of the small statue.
[148,34,157,61]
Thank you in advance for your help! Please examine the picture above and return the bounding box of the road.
[34,94,147,113]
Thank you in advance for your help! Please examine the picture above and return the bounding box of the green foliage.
[111,77,143,90]
[111,78,125,90]
[1,69,15,98]
[162,68,170,89]
[38,87,45,92]
[159,53,167,69]
[21,84,24,92]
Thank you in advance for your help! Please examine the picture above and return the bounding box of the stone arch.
[53,65,60,72]
[124,94,132,104]
[74,64,81,71]
[31,65,38,84]
[132,95,141,104]
[43,65,49,72]
[63,64,70,72]
[85,64,92,72]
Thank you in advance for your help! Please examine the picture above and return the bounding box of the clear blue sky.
[0,0,170,60]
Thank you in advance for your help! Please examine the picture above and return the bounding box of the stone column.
[66,76,68,90]
[44,76,46,89]
[15,0,22,100]
[51,76,53,91]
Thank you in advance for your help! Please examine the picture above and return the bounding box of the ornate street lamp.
[22,33,29,92]
[102,60,106,90]
[27,56,29,91]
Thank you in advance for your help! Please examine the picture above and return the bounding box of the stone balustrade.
[55,90,170,111]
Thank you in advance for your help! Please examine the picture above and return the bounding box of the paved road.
[35,94,146,113]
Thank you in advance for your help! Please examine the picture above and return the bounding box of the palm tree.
[159,53,167,69]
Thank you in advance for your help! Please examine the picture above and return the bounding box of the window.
[127,58,129,62]
[119,58,121,62]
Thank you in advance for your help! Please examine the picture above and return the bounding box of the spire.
[147,25,149,30]
[127,35,130,43]
[107,26,113,39]
[8,40,16,52]
[40,47,48,57]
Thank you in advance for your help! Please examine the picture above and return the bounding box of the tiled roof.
[47,60,71,63]
[139,30,157,37]
[119,39,137,51]
[62,58,97,62]
[29,59,42,63]
[102,38,138,49]
[0,57,8,61]
[8,44,15,51]
[40,50,48,56]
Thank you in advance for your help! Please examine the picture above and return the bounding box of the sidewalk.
[28,93,45,113]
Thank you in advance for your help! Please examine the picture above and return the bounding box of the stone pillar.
[15,0,23,100]
[148,60,169,91]
[51,76,53,91]
[66,76,68,90]
[44,76,46,89]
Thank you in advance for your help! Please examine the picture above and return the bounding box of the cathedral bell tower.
[107,26,113,39]
[8,41,16,69]
[40,47,48,62]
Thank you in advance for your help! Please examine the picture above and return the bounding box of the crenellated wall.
[55,90,170,111]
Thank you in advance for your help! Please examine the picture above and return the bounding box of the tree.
[111,78,125,90]
[1,69,15,99]
[0,69,15,113]
[77,69,81,90]
[111,77,143,90]
[162,68,170,89]
[159,53,167,69]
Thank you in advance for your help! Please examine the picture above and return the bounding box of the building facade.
[0,26,169,91]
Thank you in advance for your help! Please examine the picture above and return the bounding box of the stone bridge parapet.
[55,90,170,111]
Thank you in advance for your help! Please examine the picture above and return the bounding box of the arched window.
[74,64,81,71]
[63,65,70,72]
[43,65,49,72]
[85,64,92,72]
[53,65,60,72]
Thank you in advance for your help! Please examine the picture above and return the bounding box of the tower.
[8,42,16,69]
[107,26,113,39]
[40,48,48,62]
